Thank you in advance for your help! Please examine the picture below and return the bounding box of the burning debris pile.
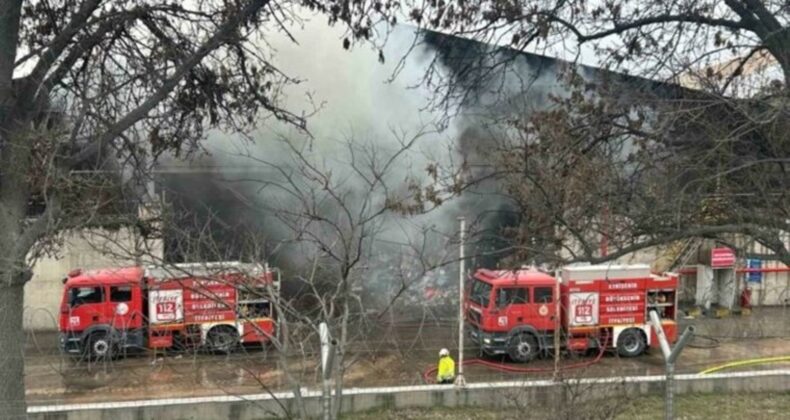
[360,245,457,313]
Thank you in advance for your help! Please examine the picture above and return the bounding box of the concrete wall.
[691,265,739,310]
[750,263,790,306]
[24,228,163,330]
[645,236,790,308]
[744,241,790,306]
[27,369,790,419]
[684,264,790,309]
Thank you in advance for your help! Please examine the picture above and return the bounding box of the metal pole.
[320,322,336,420]
[649,310,695,420]
[553,269,561,380]
[322,368,332,420]
[454,218,467,387]
[649,311,672,360]
[665,363,674,420]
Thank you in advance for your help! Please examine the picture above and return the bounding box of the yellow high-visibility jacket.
[437,356,455,382]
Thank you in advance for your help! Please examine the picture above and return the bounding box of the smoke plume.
[157,18,622,295]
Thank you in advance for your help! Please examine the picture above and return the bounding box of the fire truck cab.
[467,268,559,362]
[59,262,278,359]
[466,264,678,363]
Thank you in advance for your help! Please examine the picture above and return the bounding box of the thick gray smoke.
[208,22,463,257]
[159,21,472,304]
[158,17,621,304]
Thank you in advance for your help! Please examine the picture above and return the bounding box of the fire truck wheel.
[86,332,115,360]
[507,333,539,363]
[207,326,240,354]
[616,329,646,358]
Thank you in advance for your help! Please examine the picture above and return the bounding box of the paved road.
[24,307,790,405]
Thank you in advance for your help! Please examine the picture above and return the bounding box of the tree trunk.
[0,1,27,415]
[0,278,27,419]
[277,316,308,419]
[766,44,790,87]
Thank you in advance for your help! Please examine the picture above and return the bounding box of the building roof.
[419,27,694,108]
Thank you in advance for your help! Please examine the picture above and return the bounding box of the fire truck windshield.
[469,279,493,308]
[69,286,104,307]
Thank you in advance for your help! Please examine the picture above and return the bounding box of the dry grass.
[343,392,790,419]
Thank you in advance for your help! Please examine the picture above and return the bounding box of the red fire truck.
[59,262,278,359]
[466,264,678,362]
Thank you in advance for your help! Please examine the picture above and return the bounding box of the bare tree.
[62,127,465,417]
[224,128,463,418]
[388,1,790,269]
[406,1,790,89]
[0,0,400,416]
[453,68,789,270]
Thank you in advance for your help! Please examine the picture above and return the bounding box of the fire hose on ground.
[422,332,609,384]
[700,355,790,374]
[686,334,721,349]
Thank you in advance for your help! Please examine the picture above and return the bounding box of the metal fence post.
[665,362,674,420]
[454,217,467,387]
[320,322,336,420]
[649,310,694,420]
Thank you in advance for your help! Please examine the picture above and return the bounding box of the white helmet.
[439,348,450,357]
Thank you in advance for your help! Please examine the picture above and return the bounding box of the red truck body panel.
[59,263,277,356]
[467,269,558,334]
[466,264,679,359]
[59,267,145,333]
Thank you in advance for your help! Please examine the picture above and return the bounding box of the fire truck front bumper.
[59,332,83,355]
[468,325,508,356]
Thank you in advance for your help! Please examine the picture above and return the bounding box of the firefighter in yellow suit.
[436,348,455,384]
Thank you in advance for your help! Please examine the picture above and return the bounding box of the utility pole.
[319,322,337,420]
[648,311,695,420]
[454,217,467,387]
[553,268,561,380]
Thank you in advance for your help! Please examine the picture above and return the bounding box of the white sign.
[115,302,129,316]
[569,292,599,326]
[149,289,183,324]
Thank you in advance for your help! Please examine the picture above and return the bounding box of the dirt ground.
[24,307,790,405]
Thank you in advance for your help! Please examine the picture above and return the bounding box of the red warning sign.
[711,247,736,269]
